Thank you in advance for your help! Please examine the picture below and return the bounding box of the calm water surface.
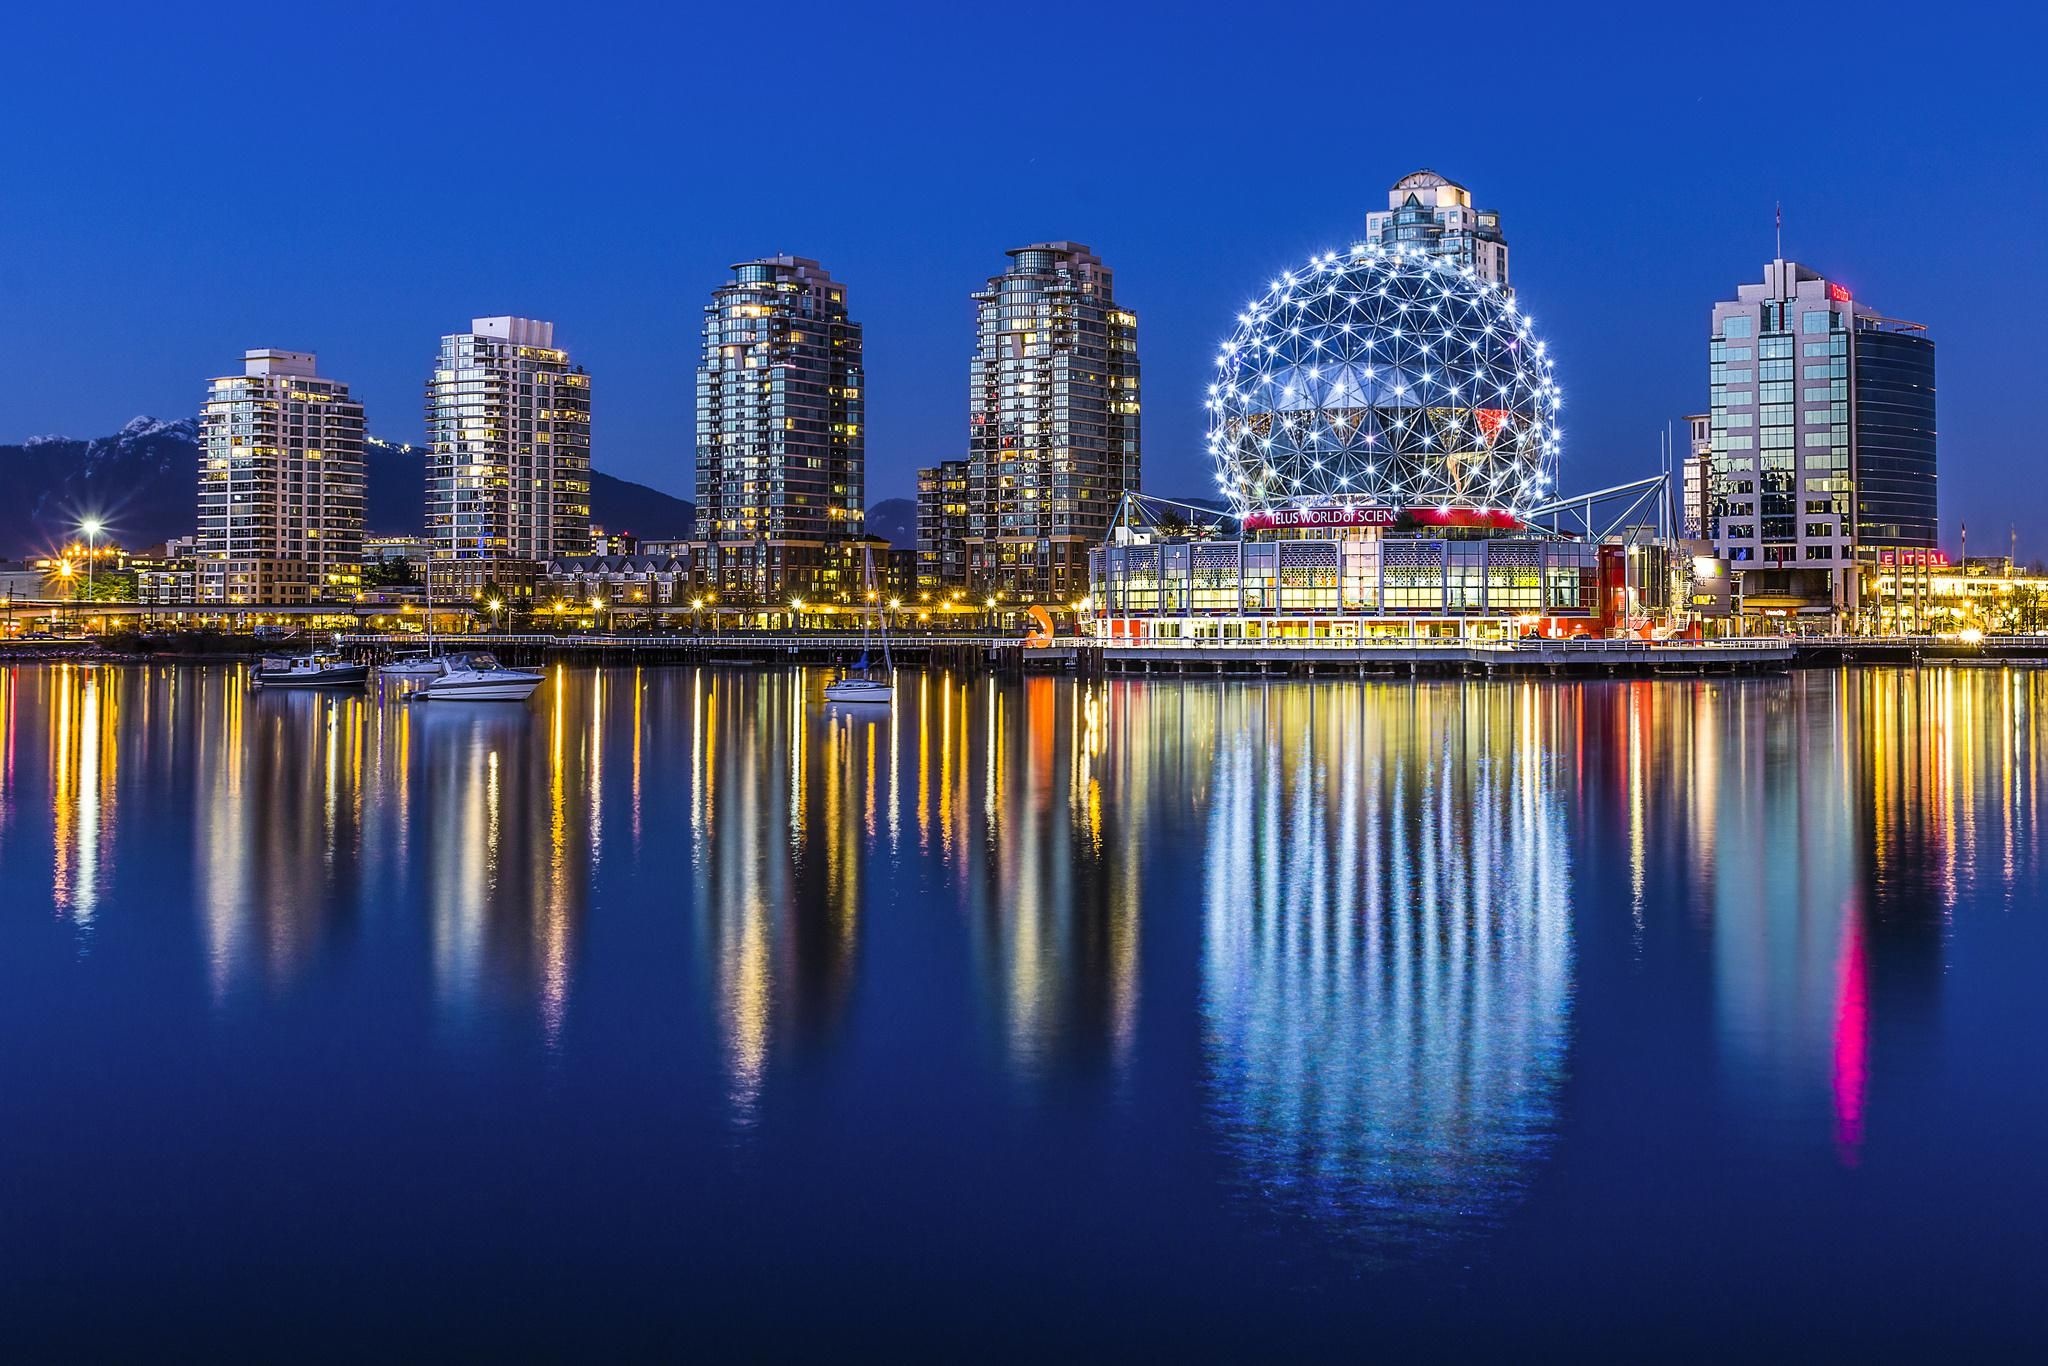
[1,663,2043,1357]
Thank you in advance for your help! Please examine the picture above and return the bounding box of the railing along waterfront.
[1093,636,1794,652]
[334,633,1044,650]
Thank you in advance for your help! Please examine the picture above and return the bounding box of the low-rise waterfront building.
[0,561,48,604]
[1862,552,2048,636]
[548,554,704,609]
[1093,533,1620,639]
[364,536,432,565]
[545,534,905,620]
[136,556,197,605]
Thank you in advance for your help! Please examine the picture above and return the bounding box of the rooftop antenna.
[1775,201,1783,260]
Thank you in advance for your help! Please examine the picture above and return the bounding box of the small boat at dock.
[252,653,369,690]
[408,651,544,703]
[823,545,895,705]
[378,650,446,680]
[380,557,447,679]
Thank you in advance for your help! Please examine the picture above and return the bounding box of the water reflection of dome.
[1201,688,1573,1253]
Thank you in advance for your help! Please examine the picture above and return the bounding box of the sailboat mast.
[876,544,893,673]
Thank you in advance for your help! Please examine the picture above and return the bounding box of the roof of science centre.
[1206,244,1560,528]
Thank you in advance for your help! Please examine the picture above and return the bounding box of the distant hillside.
[0,418,693,553]
[365,441,694,539]
[866,497,916,548]
[0,417,201,553]
[1161,494,1234,516]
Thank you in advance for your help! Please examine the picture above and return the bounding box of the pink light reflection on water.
[1832,913,1870,1168]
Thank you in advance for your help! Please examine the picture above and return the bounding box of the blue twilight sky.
[3,1,2043,551]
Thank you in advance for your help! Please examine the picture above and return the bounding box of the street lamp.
[487,597,503,632]
[79,519,103,604]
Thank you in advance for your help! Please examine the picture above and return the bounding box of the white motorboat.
[253,652,369,690]
[412,651,543,703]
[824,545,895,705]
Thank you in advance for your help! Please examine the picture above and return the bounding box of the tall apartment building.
[1709,260,1936,620]
[196,349,365,604]
[915,459,969,592]
[426,316,590,598]
[1364,169,1509,288]
[695,256,864,603]
[967,242,1139,604]
[1680,412,1713,539]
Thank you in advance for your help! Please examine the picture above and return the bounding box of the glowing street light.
[78,518,104,603]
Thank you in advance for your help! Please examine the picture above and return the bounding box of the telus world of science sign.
[1242,505,1401,531]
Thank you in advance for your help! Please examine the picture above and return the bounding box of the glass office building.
[1709,260,1936,620]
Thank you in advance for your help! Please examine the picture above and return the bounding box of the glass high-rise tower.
[1708,260,1935,621]
[694,257,865,604]
[696,257,864,543]
[196,349,365,604]
[425,316,591,592]
[967,242,1139,604]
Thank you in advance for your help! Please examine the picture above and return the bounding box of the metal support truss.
[1524,472,1673,545]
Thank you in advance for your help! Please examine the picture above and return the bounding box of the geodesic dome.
[1205,245,1560,525]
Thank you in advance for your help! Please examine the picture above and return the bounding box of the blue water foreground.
[1,663,2043,1357]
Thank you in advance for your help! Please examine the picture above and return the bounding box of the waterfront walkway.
[8,631,2038,678]
[1094,636,1794,676]
[321,631,2046,677]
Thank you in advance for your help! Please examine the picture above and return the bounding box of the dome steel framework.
[1206,245,1560,525]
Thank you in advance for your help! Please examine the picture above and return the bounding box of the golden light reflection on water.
[1696,668,2044,1166]
[4,661,2039,1180]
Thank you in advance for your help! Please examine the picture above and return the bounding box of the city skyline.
[3,2,2041,554]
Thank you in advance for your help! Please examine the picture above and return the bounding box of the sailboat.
[824,546,895,705]
[381,555,446,679]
